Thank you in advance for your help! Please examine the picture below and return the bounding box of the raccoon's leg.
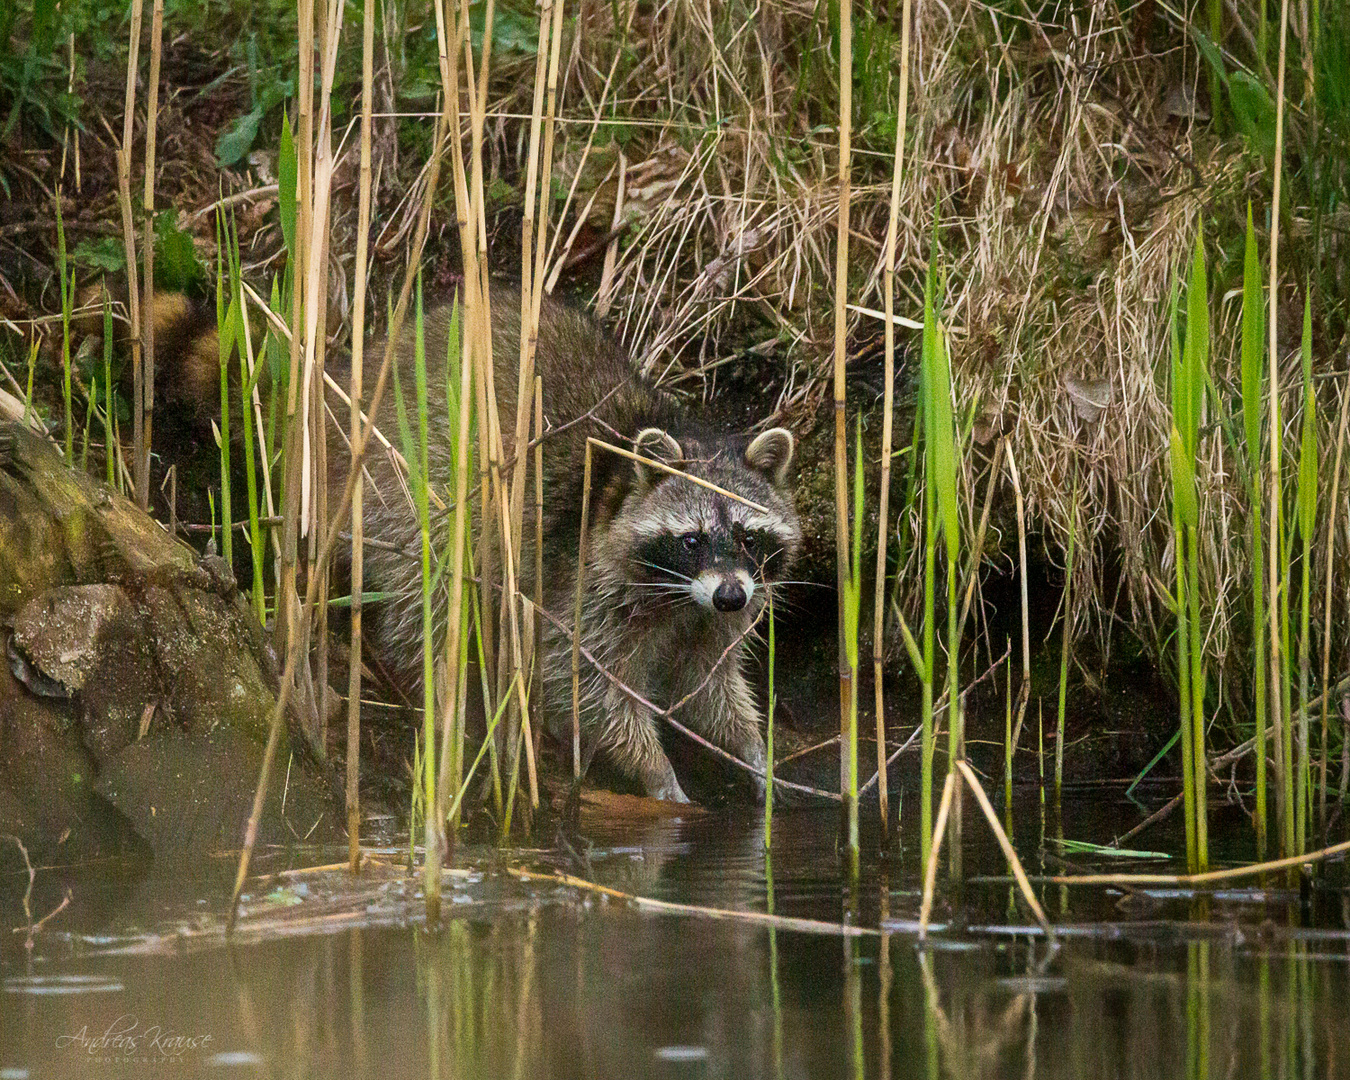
[598,688,690,803]
[674,659,768,803]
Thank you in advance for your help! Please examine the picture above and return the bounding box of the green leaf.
[215,106,263,167]
[1240,204,1265,470]
[1295,292,1317,539]
[1229,71,1277,161]
[278,109,297,260]
[70,237,125,273]
[1181,223,1208,457]
[154,211,204,291]
[1169,425,1198,528]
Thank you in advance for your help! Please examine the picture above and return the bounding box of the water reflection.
[1,801,1348,1079]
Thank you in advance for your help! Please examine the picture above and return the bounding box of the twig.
[507,867,878,936]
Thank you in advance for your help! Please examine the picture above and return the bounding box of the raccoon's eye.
[681,531,703,550]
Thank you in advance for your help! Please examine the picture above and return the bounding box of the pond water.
[2,787,1349,1079]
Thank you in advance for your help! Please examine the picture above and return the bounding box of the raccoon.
[342,288,801,803]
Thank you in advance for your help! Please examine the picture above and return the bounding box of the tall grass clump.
[1168,229,1210,875]
[891,241,960,874]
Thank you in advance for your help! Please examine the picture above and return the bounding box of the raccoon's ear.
[632,427,683,487]
[744,427,795,486]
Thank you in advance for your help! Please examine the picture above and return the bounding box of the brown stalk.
[118,0,143,506]
[508,868,877,937]
[871,0,913,842]
[346,0,376,875]
[137,0,163,507]
[434,0,481,838]
[1318,377,1349,831]
[1266,0,1291,854]
[954,760,1052,939]
[273,0,318,745]
[917,770,957,940]
[833,0,854,805]
[1004,447,1033,756]
[570,439,593,781]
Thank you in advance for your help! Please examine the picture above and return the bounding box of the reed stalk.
[917,254,939,873]
[832,0,855,842]
[391,283,443,916]
[274,0,316,750]
[842,421,865,878]
[1293,294,1316,853]
[1240,205,1269,858]
[53,195,71,461]
[218,220,267,623]
[871,0,913,843]
[1319,373,1350,832]
[101,287,114,487]
[1004,650,1013,809]
[1004,449,1032,780]
[1267,0,1293,860]
[214,225,234,571]
[138,0,163,507]
[1055,477,1075,804]
[117,0,143,506]
[764,587,777,850]
[433,294,474,841]
[346,0,376,874]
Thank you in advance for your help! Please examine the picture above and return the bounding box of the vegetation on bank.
[1,0,1348,904]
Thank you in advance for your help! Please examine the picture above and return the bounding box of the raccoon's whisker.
[633,559,695,583]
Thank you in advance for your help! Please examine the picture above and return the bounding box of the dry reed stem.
[833,0,854,808]
[918,770,957,941]
[507,868,877,936]
[138,0,162,509]
[953,760,1052,939]
[871,0,913,841]
[1268,0,1292,856]
[436,0,482,832]
[1318,377,1349,830]
[118,0,143,505]
[345,0,376,875]
[1004,447,1032,754]
[584,437,771,511]
[570,439,592,780]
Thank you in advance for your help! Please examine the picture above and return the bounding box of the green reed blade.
[1294,290,1316,853]
[1241,204,1269,858]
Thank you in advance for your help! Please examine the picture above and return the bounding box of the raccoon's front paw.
[740,742,768,805]
[649,777,691,804]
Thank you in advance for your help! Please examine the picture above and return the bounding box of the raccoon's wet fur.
[344,289,800,803]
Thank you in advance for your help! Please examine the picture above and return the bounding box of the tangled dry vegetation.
[449,0,1346,714]
[4,0,1347,722]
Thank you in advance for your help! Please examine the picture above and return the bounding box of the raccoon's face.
[612,427,801,618]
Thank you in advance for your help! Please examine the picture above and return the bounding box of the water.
[3,791,1349,1079]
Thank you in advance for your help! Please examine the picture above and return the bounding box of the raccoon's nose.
[713,579,747,612]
